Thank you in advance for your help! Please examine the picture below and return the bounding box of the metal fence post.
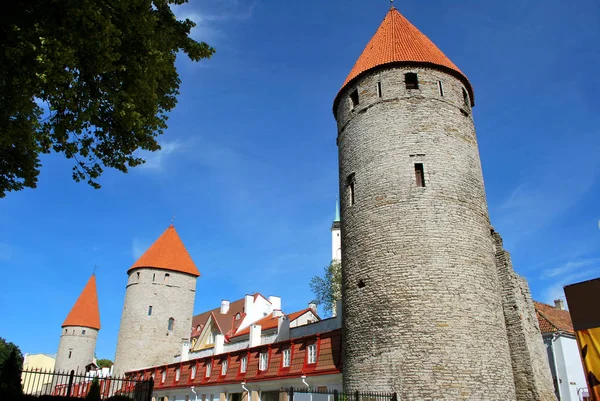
[66,370,75,397]
[333,389,339,401]
[289,387,294,401]
[354,390,359,401]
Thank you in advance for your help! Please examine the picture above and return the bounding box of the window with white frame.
[207,332,215,344]
[221,359,228,376]
[307,344,317,364]
[205,362,212,378]
[161,370,166,383]
[259,352,269,371]
[240,356,247,373]
[282,349,291,368]
[175,367,180,381]
[191,365,196,379]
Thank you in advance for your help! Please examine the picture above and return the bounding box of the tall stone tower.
[334,8,519,399]
[55,274,100,373]
[113,225,200,375]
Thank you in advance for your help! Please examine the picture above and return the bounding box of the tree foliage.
[0,0,215,197]
[0,338,24,398]
[309,260,341,317]
[96,359,113,369]
[86,377,101,401]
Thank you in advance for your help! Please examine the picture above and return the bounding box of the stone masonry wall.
[335,66,517,400]
[55,326,98,373]
[492,229,557,401]
[113,268,197,375]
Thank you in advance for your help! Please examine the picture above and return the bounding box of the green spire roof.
[334,199,340,222]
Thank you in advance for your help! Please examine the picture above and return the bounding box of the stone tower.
[334,8,520,399]
[55,274,100,373]
[113,225,200,375]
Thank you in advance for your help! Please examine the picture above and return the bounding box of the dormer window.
[349,89,359,109]
[235,313,241,321]
[405,73,419,89]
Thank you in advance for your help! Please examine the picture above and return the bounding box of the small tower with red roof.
[55,274,100,373]
[113,225,200,376]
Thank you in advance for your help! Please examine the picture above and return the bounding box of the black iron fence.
[284,387,397,401]
[20,369,153,400]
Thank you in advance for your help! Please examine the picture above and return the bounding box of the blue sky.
[1,0,599,361]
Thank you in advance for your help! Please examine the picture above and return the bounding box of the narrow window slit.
[462,89,469,107]
[347,173,356,206]
[349,90,359,109]
[437,81,444,97]
[377,81,382,98]
[415,163,425,187]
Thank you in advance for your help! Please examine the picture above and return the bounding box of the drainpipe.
[551,333,562,401]
[301,375,309,389]
[241,382,249,393]
[191,386,198,401]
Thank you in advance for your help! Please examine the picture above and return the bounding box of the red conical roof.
[129,225,200,277]
[335,7,473,108]
[62,275,101,330]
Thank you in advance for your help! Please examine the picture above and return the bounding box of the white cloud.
[138,140,183,172]
[540,257,600,304]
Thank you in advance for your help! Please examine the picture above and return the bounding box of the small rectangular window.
[405,73,419,89]
[161,370,166,383]
[463,88,469,107]
[191,365,196,379]
[437,81,444,97]
[307,344,317,364]
[82,330,86,335]
[377,81,382,98]
[349,89,359,109]
[68,351,72,359]
[164,273,170,283]
[175,367,180,381]
[282,349,291,368]
[415,163,425,187]
[148,306,153,316]
[205,362,212,378]
[240,356,247,373]
[259,352,268,371]
[221,360,228,376]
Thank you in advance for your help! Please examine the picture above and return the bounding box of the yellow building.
[22,353,56,395]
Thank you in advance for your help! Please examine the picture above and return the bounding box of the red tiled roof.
[335,7,473,108]
[129,225,200,277]
[231,308,319,338]
[287,308,320,322]
[62,275,101,330]
[534,301,575,335]
[191,296,252,339]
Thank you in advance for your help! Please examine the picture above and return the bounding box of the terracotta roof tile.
[129,225,200,277]
[191,297,249,339]
[534,301,575,335]
[62,275,101,330]
[335,7,473,109]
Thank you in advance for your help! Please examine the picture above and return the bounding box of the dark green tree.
[309,260,341,317]
[0,0,215,197]
[96,359,113,369]
[86,377,101,401]
[0,342,24,398]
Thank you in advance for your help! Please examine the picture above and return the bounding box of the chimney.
[554,299,564,310]
[181,339,190,362]
[249,324,262,348]
[273,310,283,318]
[214,334,225,355]
[308,302,318,313]
[220,300,230,314]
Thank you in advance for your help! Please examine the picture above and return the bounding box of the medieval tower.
[55,274,100,373]
[334,7,555,400]
[113,225,200,375]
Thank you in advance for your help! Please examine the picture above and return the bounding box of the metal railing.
[20,368,153,400]
[284,387,397,401]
